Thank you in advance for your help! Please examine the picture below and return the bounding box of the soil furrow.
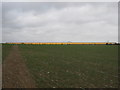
[3,45,36,88]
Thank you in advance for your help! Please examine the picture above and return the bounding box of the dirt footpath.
[3,45,36,88]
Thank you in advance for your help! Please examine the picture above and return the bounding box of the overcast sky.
[2,2,118,42]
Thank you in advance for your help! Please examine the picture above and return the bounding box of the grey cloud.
[2,2,118,42]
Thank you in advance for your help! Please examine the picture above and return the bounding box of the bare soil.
[2,45,36,88]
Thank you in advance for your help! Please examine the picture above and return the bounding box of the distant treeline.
[3,42,120,45]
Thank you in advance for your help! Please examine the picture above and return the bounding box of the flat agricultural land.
[2,44,118,88]
[2,44,12,60]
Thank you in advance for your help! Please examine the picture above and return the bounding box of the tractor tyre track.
[3,45,36,88]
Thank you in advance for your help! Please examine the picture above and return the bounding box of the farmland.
[3,44,118,88]
[2,44,12,60]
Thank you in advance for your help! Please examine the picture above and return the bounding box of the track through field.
[3,45,36,88]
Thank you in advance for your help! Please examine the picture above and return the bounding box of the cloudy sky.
[2,2,118,42]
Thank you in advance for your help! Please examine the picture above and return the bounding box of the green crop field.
[18,44,118,88]
[2,44,118,88]
[2,44,12,60]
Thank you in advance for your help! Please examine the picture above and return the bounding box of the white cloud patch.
[2,2,118,42]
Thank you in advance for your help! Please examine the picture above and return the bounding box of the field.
[2,44,118,88]
[2,44,12,61]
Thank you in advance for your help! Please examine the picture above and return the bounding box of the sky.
[0,2,2,43]
[2,2,118,42]
[2,0,119,2]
